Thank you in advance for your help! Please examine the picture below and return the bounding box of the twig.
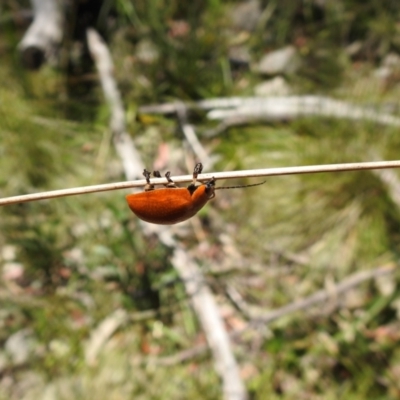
[175,102,213,169]
[155,343,210,366]
[249,264,395,323]
[156,263,395,365]
[225,284,253,318]
[2,160,400,206]
[85,309,128,365]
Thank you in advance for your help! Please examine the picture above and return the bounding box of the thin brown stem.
[1,160,400,206]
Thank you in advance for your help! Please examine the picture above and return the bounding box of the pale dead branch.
[139,96,400,130]
[250,264,395,323]
[18,0,64,69]
[85,309,128,365]
[175,102,214,169]
[86,28,248,400]
[373,168,400,208]
[206,96,400,126]
[87,28,144,181]
[156,263,395,365]
[172,247,247,400]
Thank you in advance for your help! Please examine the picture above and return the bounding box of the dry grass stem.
[1,160,400,206]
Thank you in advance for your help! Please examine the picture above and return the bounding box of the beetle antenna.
[215,181,266,190]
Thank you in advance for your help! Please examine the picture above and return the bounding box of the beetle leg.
[143,169,155,191]
[164,171,178,188]
[187,163,204,194]
[206,177,216,187]
[192,162,203,184]
[153,170,178,188]
[205,177,216,198]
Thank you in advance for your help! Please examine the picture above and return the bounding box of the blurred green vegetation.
[1,0,400,399]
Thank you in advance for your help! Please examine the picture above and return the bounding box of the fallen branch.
[206,96,400,126]
[86,28,248,400]
[2,160,400,206]
[138,96,400,129]
[18,0,64,69]
[250,263,395,324]
[172,247,247,400]
[87,28,144,180]
[156,263,395,365]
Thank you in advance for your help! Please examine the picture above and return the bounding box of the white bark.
[86,28,248,400]
[172,247,248,400]
[18,0,64,69]
[139,96,400,130]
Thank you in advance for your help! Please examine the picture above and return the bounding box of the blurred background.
[1,0,400,399]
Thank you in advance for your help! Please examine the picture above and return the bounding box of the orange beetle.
[126,163,265,225]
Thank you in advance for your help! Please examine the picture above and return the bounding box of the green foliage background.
[1,0,400,399]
